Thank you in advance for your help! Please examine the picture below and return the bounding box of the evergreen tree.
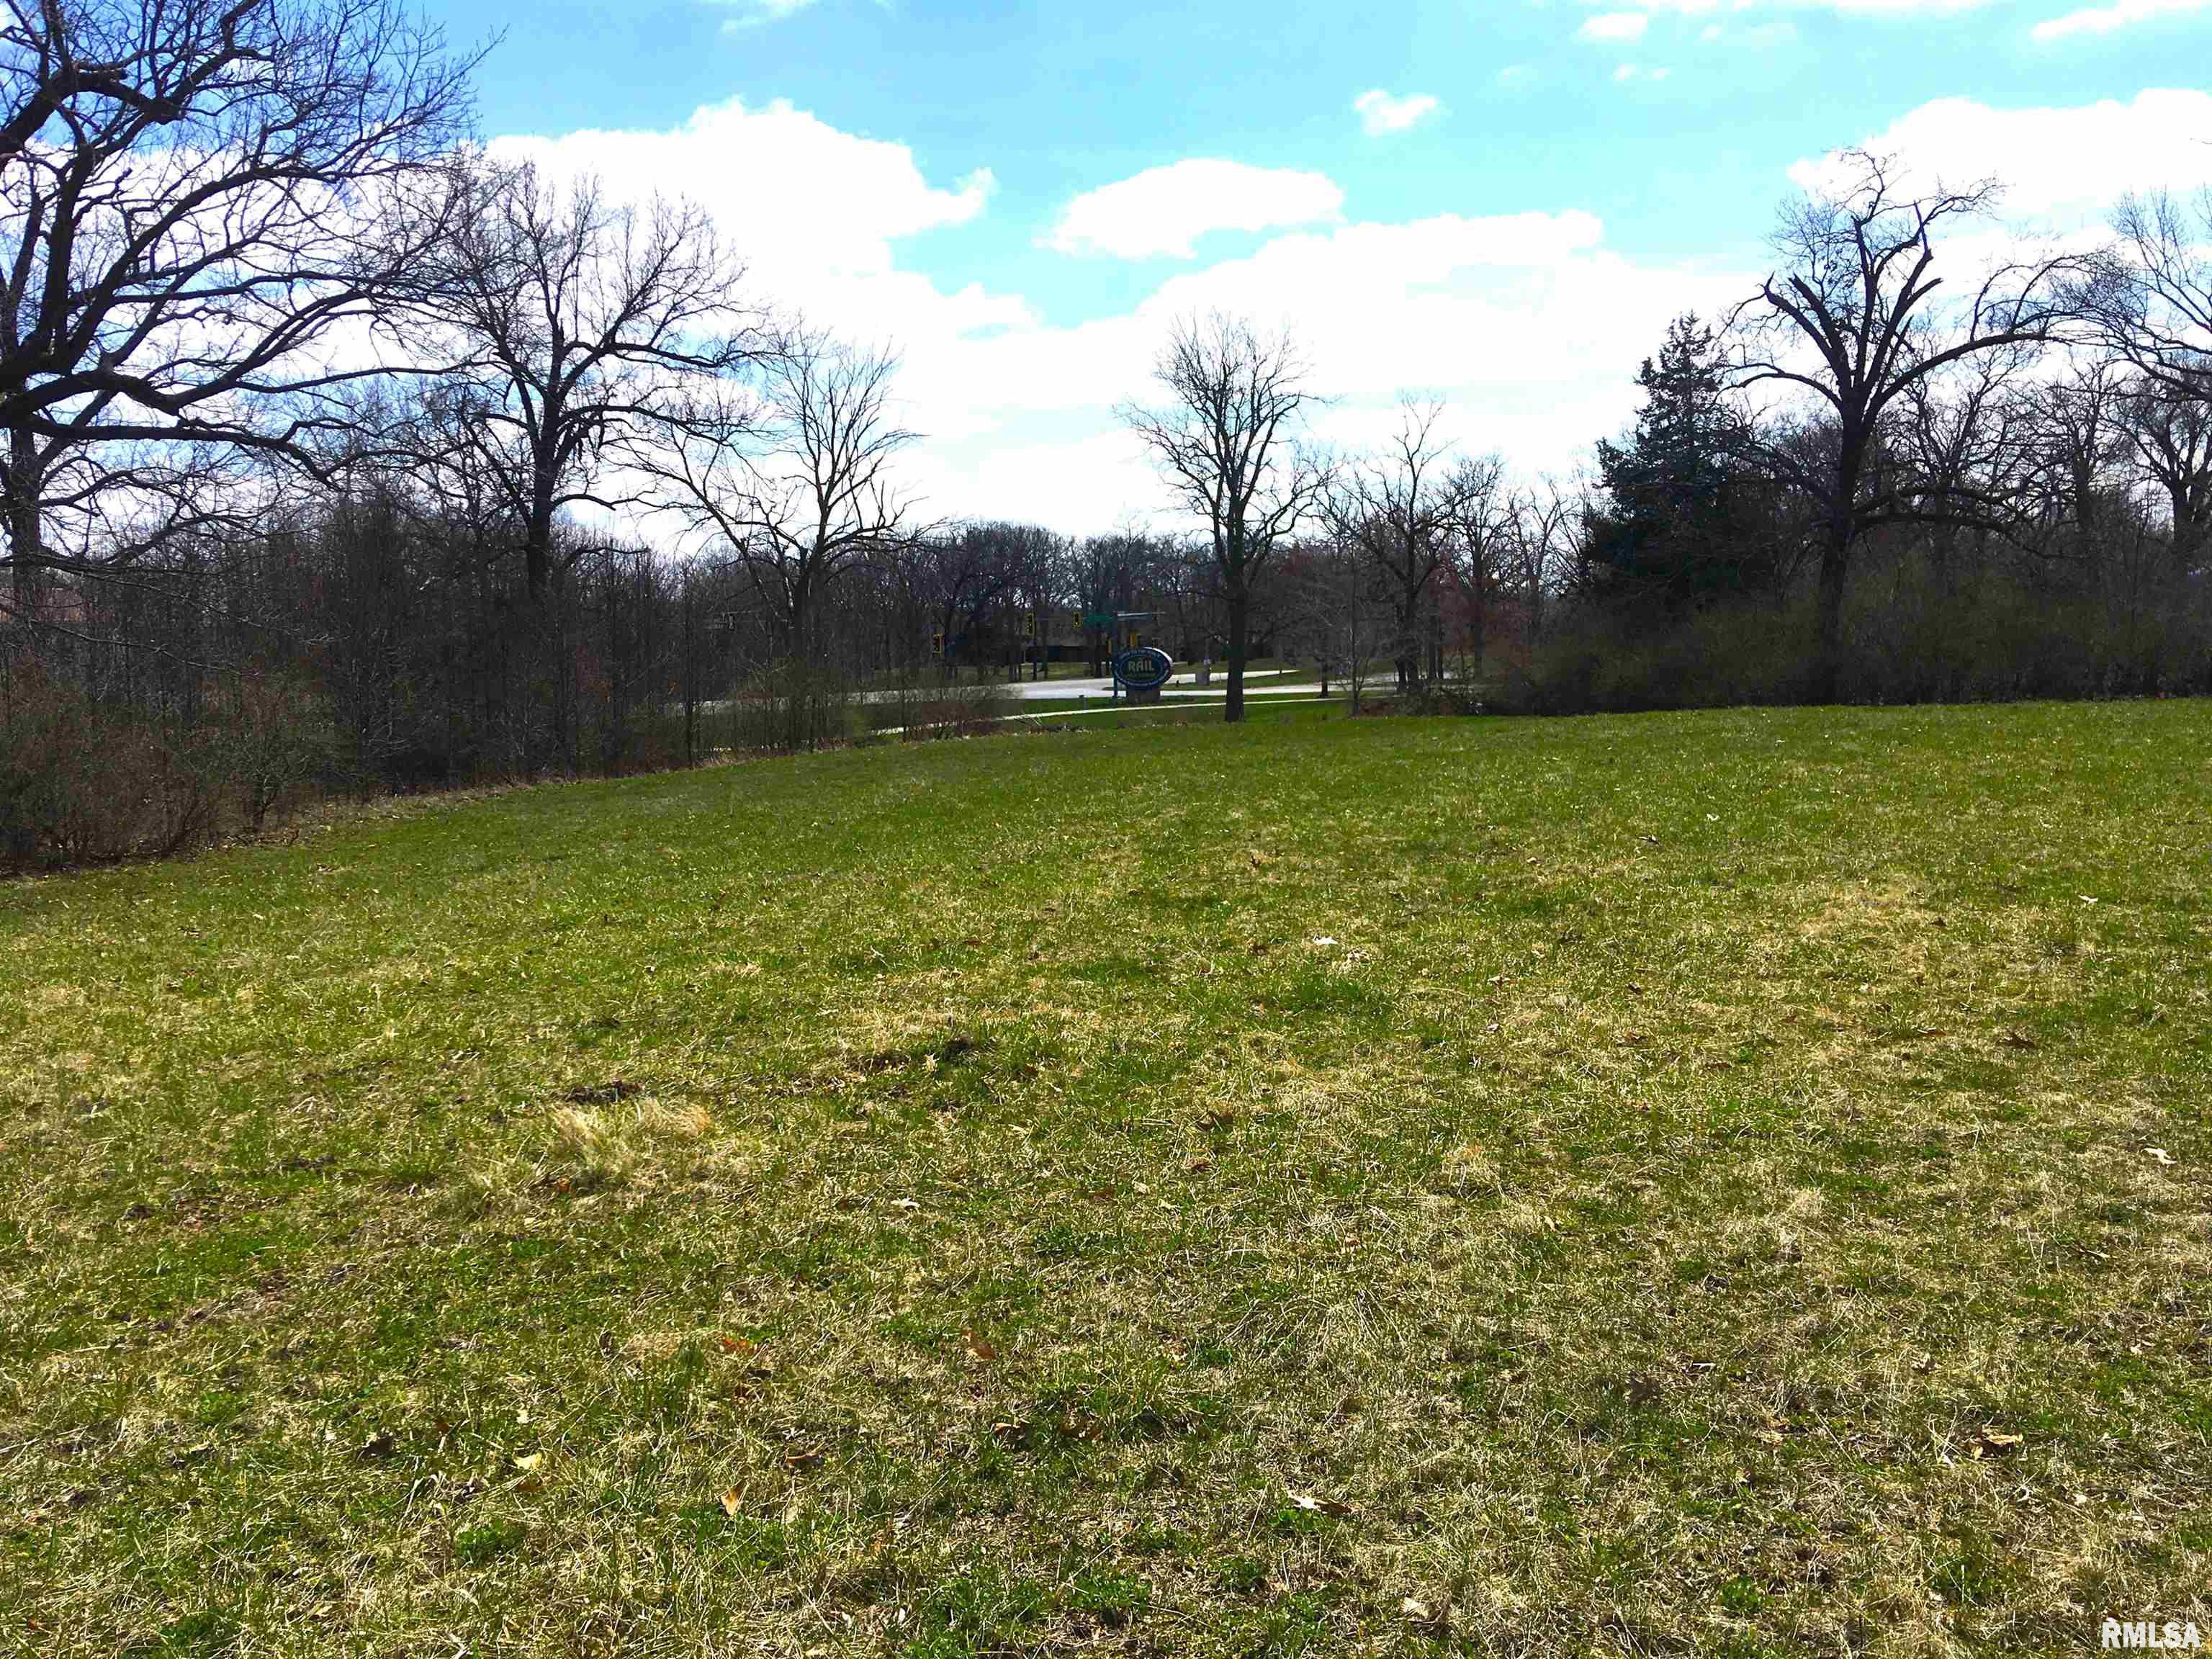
[1586,315,1779,604]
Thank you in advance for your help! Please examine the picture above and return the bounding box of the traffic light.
[931,630,945,657]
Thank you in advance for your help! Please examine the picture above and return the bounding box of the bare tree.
[0,0,476,613]
[643,328,917,674]
[960,517,1061,677]
[404,156,758,599]
[2024,356,2131,540]
[1730,153,2079,695]
[1119,312,1326,722]
[2121,378,2212,572]
[1282,531,1388,713]
[1892,343,2039,594]
[1440,451,1509,679]
[1071,527,1160,673]
[1329,397,1460,693]
[909,521,1030,681]
[2074,192,2212,575]
[2085,190,2212,408]
[1503,475,1580,646]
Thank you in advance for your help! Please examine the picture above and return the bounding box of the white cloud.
[488,96,1030,472]
[1044,160,1344,259]
[486,86,2212,539]
[1353,89,1442,135]
[486,96,1750,533]
[705,0,819,30]
[1565,0,2000,38]
[2031,0,2211,37]
[889,207,1742,529]
[1578,0,1995,13]
[1788,89,2212,223]
[1581,12,1653,40]
[491,96,994,292]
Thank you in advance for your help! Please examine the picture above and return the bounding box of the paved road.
[1003,668,1321,701]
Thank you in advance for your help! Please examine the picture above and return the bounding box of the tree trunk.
[786,581,814,752]
[1395,572,1420,693]
[6,426,41,612]
[1467,570,1486,685]
[2172,485,2207,576]
[1224,585,1249,725]
[525,435,558,598]
[1812,514,1851,704]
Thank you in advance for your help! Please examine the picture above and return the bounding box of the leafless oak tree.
[2121,377,2212,572]
[0,0,475,611]
[1503,476,1580,645]
[1282,530,1386,713]
[1120,311,1326,723]
[1440,451,1508,677]
[642,328,917,666]
[2085,190,2212,409]
[404,156,759,598]
[1730,153,2080,694]
[1328,397,1460,693]
[1889,345,2039,593]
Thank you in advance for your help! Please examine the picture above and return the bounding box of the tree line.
[1120,158,2212,720]
[1,2,2208,866]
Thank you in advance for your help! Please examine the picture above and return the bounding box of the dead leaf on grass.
[1288,1490,1354,1517]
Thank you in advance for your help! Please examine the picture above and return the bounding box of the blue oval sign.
[1112,647,1174,691]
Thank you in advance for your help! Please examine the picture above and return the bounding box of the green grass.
[3,701,2209,1655]
[1003,693,1339,723]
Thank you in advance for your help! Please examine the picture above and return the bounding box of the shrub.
[0,660,219,867]
[871,678,1015,742]
[0,655,336,868]
[721,660,853,754]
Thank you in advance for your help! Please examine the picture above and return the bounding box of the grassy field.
[3,703,2208,1657]
[999,693,1339,724]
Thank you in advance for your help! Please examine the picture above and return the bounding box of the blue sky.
[441,0,2212,528]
